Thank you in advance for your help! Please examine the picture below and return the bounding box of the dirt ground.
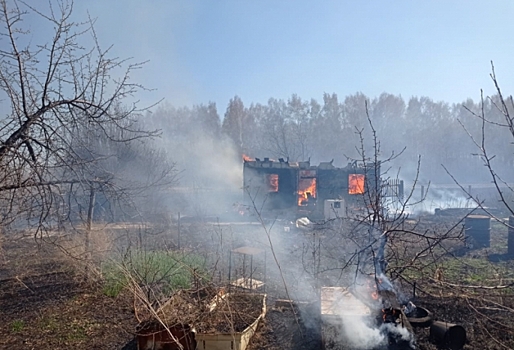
[1,218,514,349]
[0,234,302,350]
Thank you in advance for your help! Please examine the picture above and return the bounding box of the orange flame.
[349,174,365,194]
[242,154,253,162]
[298,178,317,206]
[382,307,399,323]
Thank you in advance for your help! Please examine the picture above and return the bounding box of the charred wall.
[243,159,296,210]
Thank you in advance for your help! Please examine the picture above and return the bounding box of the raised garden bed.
[195,293,266,350]
[136,289,266,350]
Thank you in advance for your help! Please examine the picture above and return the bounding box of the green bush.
[102,250,207,297]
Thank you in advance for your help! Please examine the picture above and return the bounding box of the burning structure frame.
[243,158,398,220]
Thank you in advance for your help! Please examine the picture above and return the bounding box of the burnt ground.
[0,230,317,350]
[0,236,137,349]
[0,233,310,350]
[247,301,322,350]
[1,218,514,349]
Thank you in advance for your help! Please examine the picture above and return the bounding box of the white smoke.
[417,186,472,213]
[385,181,474,217]
[380,323,416,348]
[326,225,416,350]
[339,314,385,349]
[336,313,415,349]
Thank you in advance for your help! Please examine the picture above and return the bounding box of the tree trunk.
[85,185,96,280]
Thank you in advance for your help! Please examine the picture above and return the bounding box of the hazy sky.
[68,1,514,112]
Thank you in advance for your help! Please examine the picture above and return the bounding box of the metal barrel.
[464,215,490,248]
[430,321,466,350]
[508,216,514,256]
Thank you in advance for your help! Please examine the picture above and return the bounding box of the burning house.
[243,157,390,220]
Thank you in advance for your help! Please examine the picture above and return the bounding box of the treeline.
[146,92,514,186]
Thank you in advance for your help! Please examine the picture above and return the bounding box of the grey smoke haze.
[135,98,434,345]
[143,103,243,217]
[137,86,514,221]
[133,92,504,261]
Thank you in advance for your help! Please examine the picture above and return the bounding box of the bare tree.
[296,102,466,302]
[444,63,514,218]
[0,0,167,234]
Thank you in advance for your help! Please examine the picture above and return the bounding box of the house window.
[298,178,316,206]
[349,174,365,194]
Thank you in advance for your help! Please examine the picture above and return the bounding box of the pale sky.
[66,1,514,111]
